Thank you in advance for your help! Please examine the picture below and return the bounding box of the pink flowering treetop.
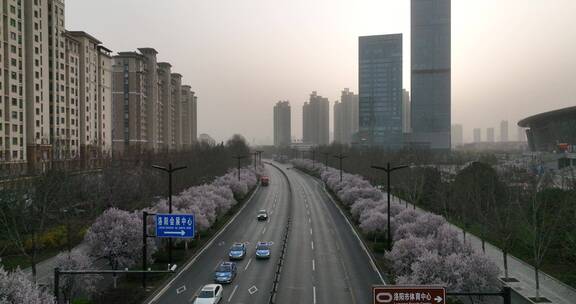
[393,213,447,241]
[385,236,433,275]
[85,208,156,270]
[0,263,54,304]
[359,211,388,234]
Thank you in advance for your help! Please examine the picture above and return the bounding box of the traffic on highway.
[147,162,382,304]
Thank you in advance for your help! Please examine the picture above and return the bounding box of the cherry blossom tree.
[54,250,101,303]
[385,236,433,275]
[393,213,446,241]
[85,208,156,271]
[359,211,387,236]
[0,263,54,304]
[293,158,500,294]
[350,198,381,220]
[391,207,421,229]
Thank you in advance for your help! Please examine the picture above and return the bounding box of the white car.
[193,284,223,304]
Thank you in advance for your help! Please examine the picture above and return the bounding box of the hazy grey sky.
[67,0,576,144]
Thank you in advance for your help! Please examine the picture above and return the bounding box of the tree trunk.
[481,238,486,254]
[535,264,541,301]
[31,237,38,283]
[503,249,509,279]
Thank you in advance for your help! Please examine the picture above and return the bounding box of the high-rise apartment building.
[1,0,112,174]
[359,34,403,148]
[180,85,197,148]
[500,120,509,142]
[138,48,160,151]
[66,32,112,164]
[411,0,451,150]
[333,88,359,145]
[486,127,495,142]
[402,89,411,133]
[111,49,197,155]
[191,92,197,145]
[157,62,172,150]
[473,128,481,143]
[451,124,463,148]
[111,51,148,154]
[302,91,329,146]
[171,73,182,150]
[2,0,27,169]
[273,101,291,147]
[63,33,81,161]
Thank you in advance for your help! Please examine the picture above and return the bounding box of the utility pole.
[371,162,409,251]
[333,154,347,182]
[151,163,187,266]
[233,155,247,180]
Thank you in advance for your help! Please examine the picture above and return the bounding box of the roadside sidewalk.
[23,243,89,286]
[395,195,576,304]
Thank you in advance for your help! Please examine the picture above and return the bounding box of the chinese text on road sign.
[373,286,446,304]
[155,214,194,238]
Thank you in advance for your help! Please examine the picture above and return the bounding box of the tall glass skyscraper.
[411,0,451,150]
[358,34,403,149]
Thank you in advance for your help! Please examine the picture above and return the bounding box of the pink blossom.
[0,264,54,304]
[85,208,156,270]
[54,250,101,301]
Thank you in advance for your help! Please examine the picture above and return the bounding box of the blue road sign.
[155,214,195,238]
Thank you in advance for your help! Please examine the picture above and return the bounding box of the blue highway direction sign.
[155,214,195,238]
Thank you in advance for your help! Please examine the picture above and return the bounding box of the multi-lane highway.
[146,162,382,304]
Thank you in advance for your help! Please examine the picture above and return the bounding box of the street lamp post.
[256,150,264,165]
[371,162,409,251]
[311,149,316,168]
[233,155,247,180]
[333,154,347,182]
[252,152,258,172]
[151,163,187,266]
[323,152,329,169]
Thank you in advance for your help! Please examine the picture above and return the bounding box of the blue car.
[255,242,271,259]
[228,243,246,260]
[214,262,237,284]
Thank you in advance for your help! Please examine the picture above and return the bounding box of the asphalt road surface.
[146,162,382,304]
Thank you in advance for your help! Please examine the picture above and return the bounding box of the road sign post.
[373,286,446,304]
[155,214,195,238]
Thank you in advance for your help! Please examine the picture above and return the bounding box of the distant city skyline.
[66,1,576,144]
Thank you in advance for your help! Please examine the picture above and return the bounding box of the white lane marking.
[308,217,311,224]
[176,285,186,294]
[313,286,317,304]
[261,227,267,235]
[310,228,313,235]
[244,258,253,271]
[312,259,315,271]
[311,241,314,250]
[228,285,239,302]
[307,209,310,216]
[148,182,262,302]
[248,285,258,295]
